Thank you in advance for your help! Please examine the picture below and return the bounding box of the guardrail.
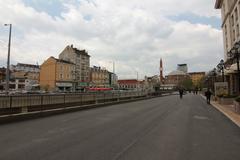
[0,91,154,115]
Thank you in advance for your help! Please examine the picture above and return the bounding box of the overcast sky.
[0,0,223,79]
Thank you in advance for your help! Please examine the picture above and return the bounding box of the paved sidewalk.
[201,94,240,127]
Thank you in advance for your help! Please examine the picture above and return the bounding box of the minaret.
[160,58,164,84]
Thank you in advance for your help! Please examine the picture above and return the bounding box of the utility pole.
[113,61,115,74]
[4,24,12,95]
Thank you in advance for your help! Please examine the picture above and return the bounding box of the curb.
[200,94,240,127]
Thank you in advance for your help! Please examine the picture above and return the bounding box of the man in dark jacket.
[179,88,184,99]
[205,89,212,104]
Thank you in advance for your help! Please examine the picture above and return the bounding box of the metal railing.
[0,91,148,109]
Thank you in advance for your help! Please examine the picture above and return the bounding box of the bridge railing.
[0,90,173,115]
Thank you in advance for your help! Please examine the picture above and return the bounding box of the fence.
[0,91,149,115]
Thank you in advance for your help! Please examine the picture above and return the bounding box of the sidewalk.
[201,95,240,127]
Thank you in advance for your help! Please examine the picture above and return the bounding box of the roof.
[50,57,75,65]
[215,0,223,9]
[66,45,90,57]
[189,72,205,75]
[16,63,40,68]
[168,70,186,76]
[118,79,139,84]
[178,64,187,66]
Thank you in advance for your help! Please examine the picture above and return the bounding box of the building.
[0,67,6,82]
[109,72,118,89]
[165,70,189,86]
[90,66,110,88]
[59,45,90,91]
[189,72,206,87]
[40,57,75,92]
[0,68,40,91]
[118,79,143,90]
[0,67,6,90]
[11,63,40,72]
[177,64,188,73]
[215,0,240,94]
[144,75,160,92]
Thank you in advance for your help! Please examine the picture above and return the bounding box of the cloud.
[0,0,222,79]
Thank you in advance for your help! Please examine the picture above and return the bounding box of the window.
[60,74,63,79]
[223,3,225,16]
[233,29,236,42]
[235,8,238,21]
[237,24,240,37]
[232,15,234,26]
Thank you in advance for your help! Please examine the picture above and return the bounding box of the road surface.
[0,94,240,160]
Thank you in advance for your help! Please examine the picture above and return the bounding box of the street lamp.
[209,68,217,93]
[217,59,225,82]
[4,24,12,95]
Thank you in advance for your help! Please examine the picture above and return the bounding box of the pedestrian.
[179,88,184,99]
[205,89,212,104]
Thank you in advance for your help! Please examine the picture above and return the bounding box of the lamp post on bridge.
[4,24,12,95]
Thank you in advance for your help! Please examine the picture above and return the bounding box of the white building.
[215,0,240,94]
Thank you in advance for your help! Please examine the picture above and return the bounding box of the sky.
[0,0,223,79]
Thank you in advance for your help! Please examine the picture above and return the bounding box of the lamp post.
[217,59,225,82]
[4,24,12,95]
[209,68,217,94]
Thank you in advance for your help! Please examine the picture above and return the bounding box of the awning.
[225,63,240,74]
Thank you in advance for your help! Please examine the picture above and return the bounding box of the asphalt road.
[0,94,240,160]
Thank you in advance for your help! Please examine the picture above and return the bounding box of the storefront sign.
[56,83,73,87]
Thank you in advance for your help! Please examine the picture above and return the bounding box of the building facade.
[11,63,40,72]
[189,72,206,87]
[165,70,189,86]
[40,57,75,92]
[144,75,160,92]
[215,0,240,94]
[118,79,143,90]
[177,64,188,73]
[90,66,110,88]
[59,45,90,91]
[109,72,118,89]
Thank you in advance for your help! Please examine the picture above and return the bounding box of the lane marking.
[193,115,210,120]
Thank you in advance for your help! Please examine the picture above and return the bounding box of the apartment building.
[215,0,240,94]
[90,66,110,88]
[40,57,75,92]
[59,45,90,91]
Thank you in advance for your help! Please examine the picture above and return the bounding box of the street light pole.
[4,24,12,95]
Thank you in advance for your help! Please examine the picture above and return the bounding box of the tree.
[179,78,193,90]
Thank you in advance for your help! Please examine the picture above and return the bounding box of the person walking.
[179,88,184,99]
[205,89,212,104]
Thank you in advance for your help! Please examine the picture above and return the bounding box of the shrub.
[217,94,224,98]
[222,95,238,98]
[235,96,240,102]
